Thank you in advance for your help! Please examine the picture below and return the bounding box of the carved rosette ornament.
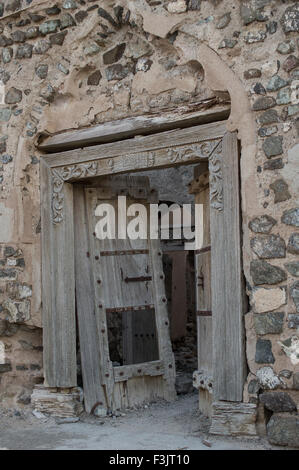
[52,162,98,224]
[208,141,223,211]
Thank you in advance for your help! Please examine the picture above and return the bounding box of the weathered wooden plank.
[113,375,168,409]
[73,184,106,414]
[210,132,247,402]
[191,168,213,416]
[40,159,76,387]
[148,238,177,401]
[42,121,227,168]
[196,251,211,314]
[197,316,213,372]
[114,360,164,382]
[37,104,230,152]
[192,171,212,373]
[85,188,115,410]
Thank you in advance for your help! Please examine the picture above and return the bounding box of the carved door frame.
[40,119,247,403]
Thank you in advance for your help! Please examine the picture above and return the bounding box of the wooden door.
[74,176,176,413]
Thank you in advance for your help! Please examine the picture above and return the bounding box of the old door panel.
[83,176,176,411]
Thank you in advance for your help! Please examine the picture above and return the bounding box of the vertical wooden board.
[73,184,106,413]
[148,238,177,401]
[197,317,212,371]
[85,188,115,409]
[194,179,211,313]
[210,132,246,402]
[40,160,77,387]
[40,160,54,386]
[198,389,213,418]
[196,252,212,374]
[112,376,168,410]
[193,176,213,378]
[196,251,211,312]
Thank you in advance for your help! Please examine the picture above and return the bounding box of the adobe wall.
[0,0,298,445]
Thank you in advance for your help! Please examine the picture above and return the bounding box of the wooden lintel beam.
[36,103,230,153]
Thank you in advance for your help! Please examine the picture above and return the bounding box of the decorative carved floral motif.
[52,173,65,224]
[52,162,98,224]
[208,141,223,211]
[166,140,221,164]
[54,162,98,182]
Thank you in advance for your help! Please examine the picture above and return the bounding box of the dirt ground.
[0,392,276,450]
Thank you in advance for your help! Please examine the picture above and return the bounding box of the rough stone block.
[260,392,297,412]
[293,372,299,390]
[250,234,286,259]
[210,401,257,437]
[251,287,286,313]
[281,5,299,34]
[290,282,299,313]
[262,136,283,158]
[2,299,30,323]
[254,312,284,335]
[253,96,276,111]
[287,233,299,255]
[267,413,299,447]
[39,20,61,36]
[103,43,126,65]
[250,260,286,285]
[31,385,84,418]
[282,208,299,227]
[255,338,275,364]
[288,314,299,329]
[256,366,282,390]
[279,336,299,365]
[269,179,291,203]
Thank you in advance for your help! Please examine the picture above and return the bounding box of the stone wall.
[0,0,298,445]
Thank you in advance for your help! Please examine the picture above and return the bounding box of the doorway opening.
[75,161,210,412]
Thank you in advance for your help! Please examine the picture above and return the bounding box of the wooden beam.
[114,360,164,382]
[41,120,227,169]
[40,159,77,387]
[37,103,230,153]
